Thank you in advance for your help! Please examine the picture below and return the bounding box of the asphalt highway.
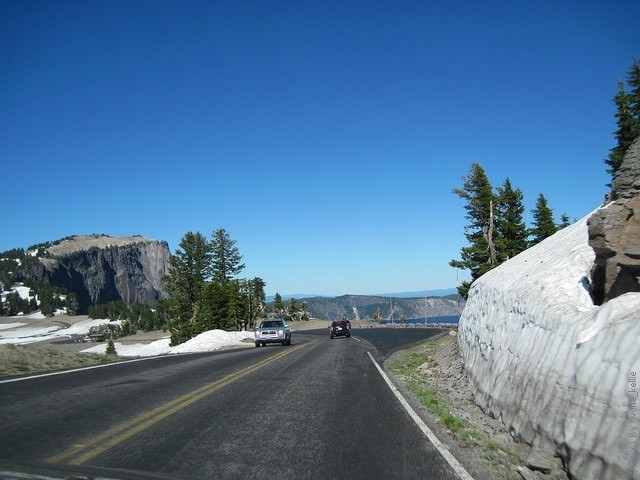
[0,328,464,479]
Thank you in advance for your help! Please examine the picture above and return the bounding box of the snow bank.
[458,212,640,480]
[0,317,116,345]
[0,311,254,355]
[1,284,35,303]
[81,329,254,357]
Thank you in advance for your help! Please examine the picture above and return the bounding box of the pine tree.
[558,214,572,229]
[449,163,497,298]
[627,58,640,134]
[606,59,640,179]
[210,228,245,284]
[105,339,117,355]
[272,293,285,317]
[242,277,266,330]
[530,194,558,246]
[495,178,528,261]
[606,79,637,177]
[190,228,246,334]
[163,231,212,345]
[65,292,79,315]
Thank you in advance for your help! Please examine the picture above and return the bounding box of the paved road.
[0,328,461,479]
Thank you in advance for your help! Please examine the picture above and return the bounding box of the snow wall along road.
[458,212,640,480]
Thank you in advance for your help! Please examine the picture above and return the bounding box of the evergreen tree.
[449,163,497,298]
[495,178,528,261]
[210,228,245,284]
[192,229,246,334]
[226,280,244,331]
[530,194,558,246]
[154,299,171,329]
[4,291,27,316]
[88,304,108,319]
[107,300,127,321]
[627,58,640,135]
[606,59,640,179]
[286,297,298,323]
[163,231,212,345]
[40,297,55,316]
[163,227,263,344]
[196,280,238,332]
[242,277,266,330]
[272,293,285,317]
[558,214,573,229]
[606,79,637,177]
[105,339,117,355]
[65,292,79,315]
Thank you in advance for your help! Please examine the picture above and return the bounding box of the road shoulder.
[384,333,569,480]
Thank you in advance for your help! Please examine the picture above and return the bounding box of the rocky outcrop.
[21,235,170,313]
[588,136,640,304]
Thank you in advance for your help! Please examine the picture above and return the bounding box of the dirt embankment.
[402,333,569,480]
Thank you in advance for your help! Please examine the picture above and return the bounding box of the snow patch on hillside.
[458,212,640,480]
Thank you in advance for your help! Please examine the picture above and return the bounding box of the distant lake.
[380,315,459,325]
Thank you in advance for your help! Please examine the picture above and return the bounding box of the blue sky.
[1,1,638,296]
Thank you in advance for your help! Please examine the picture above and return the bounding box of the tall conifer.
[606,59,640,179]
[163,231,212,345]
[495,178,528,261]
[449,163,496,298]
[210,228,245,284]
[530,194,558,246]
[627,58,640,133]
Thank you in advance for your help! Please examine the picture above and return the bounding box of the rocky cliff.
[589,136,640,304]
[21,235,170,313]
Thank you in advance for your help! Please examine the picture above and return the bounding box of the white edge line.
[367,351,475,480]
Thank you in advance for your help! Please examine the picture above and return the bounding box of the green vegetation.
[0,279,78,317]
[606,58,640,178]
[389,341,473,434]
[389,339,520,480]
[529,193,558,246]
[162,228,268,346]
[449,164,564,298]
[105,339,117,355]
[0,344,127,378]
[0,245,80,316]
[495,178,528,261]
[269,293,310,323]
[87,300,170,336]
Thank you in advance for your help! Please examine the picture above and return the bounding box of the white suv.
[254,318,291,347]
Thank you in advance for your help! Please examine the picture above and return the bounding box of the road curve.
[0,328,463,479]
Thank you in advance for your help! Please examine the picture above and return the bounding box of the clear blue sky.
[1,1,638,296]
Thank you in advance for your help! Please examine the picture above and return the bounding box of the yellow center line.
[48,342,310,465]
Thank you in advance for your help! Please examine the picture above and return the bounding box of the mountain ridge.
[283,294,464,321]
[267,288,458,302]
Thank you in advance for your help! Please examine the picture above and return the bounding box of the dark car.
[329,320,350,339]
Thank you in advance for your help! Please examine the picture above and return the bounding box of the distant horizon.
[266,288,458,301]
